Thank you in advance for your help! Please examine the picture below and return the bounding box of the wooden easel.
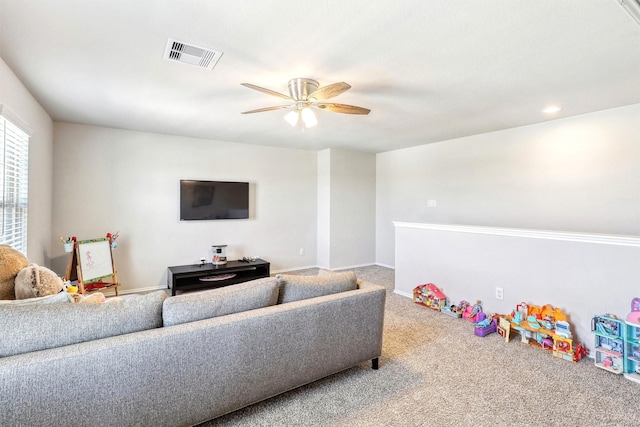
[64,238,120,295]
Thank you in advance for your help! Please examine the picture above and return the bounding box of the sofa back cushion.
[276,271,358,303]
[0,291,72,306]
[162,277,280,327]
[0,290,166,358]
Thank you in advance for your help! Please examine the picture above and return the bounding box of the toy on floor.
[474,313,499,337]
[537,334,554,349]
[413,283,448,311]
[441,303,463,318]
[497,317,512,341]
[500,301,585,362]
[475,319,497,337]
[463,300,483,322]
[457,300,470,314]
[623,299,640,383]
[474,311,488,327]
[627,297,640,324]
[573,343,588,362]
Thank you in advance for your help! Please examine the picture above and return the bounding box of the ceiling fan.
[241,78,370,128]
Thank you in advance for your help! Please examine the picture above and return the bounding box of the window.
[0,108,29,255]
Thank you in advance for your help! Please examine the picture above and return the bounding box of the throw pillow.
[0,291,72,305]
[276,271,357,304]
[0,290,166,358]
[162,277,280,327]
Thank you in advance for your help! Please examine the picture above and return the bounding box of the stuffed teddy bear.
[0,244,30,300]
[14,263,65,299]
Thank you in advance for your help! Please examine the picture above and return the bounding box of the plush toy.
[69,292,106,303]
[69,292,121,303]
[0,244,30,300]
[14,263,65,299]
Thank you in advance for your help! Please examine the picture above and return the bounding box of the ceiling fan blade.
[308,82,351,101]
[241,83,291,100]
[241,105,291,114]
[315,103,370,115]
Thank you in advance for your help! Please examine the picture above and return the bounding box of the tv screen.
[180,180,249,220]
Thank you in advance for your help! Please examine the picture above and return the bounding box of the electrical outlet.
[299,248,305,256]
[427,200,437,208]
[495,287,504,300]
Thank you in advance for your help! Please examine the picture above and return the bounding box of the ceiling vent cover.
[163,38,223,70]
[616,0,640,26]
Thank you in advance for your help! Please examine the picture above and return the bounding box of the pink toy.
[463,300,483,322]
[627,297,640,324]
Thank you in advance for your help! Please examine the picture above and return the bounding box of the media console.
[167,259,270,296]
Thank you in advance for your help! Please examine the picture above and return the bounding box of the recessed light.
[542,106,563,114]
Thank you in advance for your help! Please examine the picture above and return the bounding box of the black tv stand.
[167,259,270,296]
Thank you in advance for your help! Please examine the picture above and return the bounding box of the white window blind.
[0,112,29,255]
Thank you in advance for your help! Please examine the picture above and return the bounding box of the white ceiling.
[1,0,639,153]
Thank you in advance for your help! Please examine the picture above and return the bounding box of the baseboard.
[276,263,385,273]
[115,285,167,296]
[375,262,395,269]
[393,289,412,299]
[331,263,379,271]
[271,265,320,274]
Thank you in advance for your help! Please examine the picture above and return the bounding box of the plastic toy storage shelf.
[624,321,640,384]
[167,259,270,296]
[592,315,625,374]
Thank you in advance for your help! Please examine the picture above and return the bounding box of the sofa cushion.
[0,290,166,357]
[276,271,358,303]
[162,277,280,327]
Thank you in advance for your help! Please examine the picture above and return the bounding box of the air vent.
[163,38,223,70]
[616,0,640,26]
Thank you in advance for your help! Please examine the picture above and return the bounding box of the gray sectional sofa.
[0,271,386,426]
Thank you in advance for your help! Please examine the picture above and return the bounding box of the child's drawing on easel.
[84,250,95,269]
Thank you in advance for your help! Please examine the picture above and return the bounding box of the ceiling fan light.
[301,107,318,128]
[542,105,562,114]
[284,110,299,126]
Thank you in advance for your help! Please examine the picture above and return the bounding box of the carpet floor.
[201,265,640,427]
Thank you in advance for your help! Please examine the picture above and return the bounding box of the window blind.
[0,114,29,255]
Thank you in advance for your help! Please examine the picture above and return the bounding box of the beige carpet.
[201,265,640,427]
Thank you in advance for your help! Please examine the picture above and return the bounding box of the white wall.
[394,222,640,352]
[0,57,54,264]
[317,149,331,268]
[51,123,318,292]
[328,149,376,269]
[377,104,640,267]
[316,148,376,269]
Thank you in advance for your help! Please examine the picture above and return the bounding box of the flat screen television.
[180,180,249,220]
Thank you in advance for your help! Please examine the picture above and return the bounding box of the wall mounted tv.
[180,180,249,220]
